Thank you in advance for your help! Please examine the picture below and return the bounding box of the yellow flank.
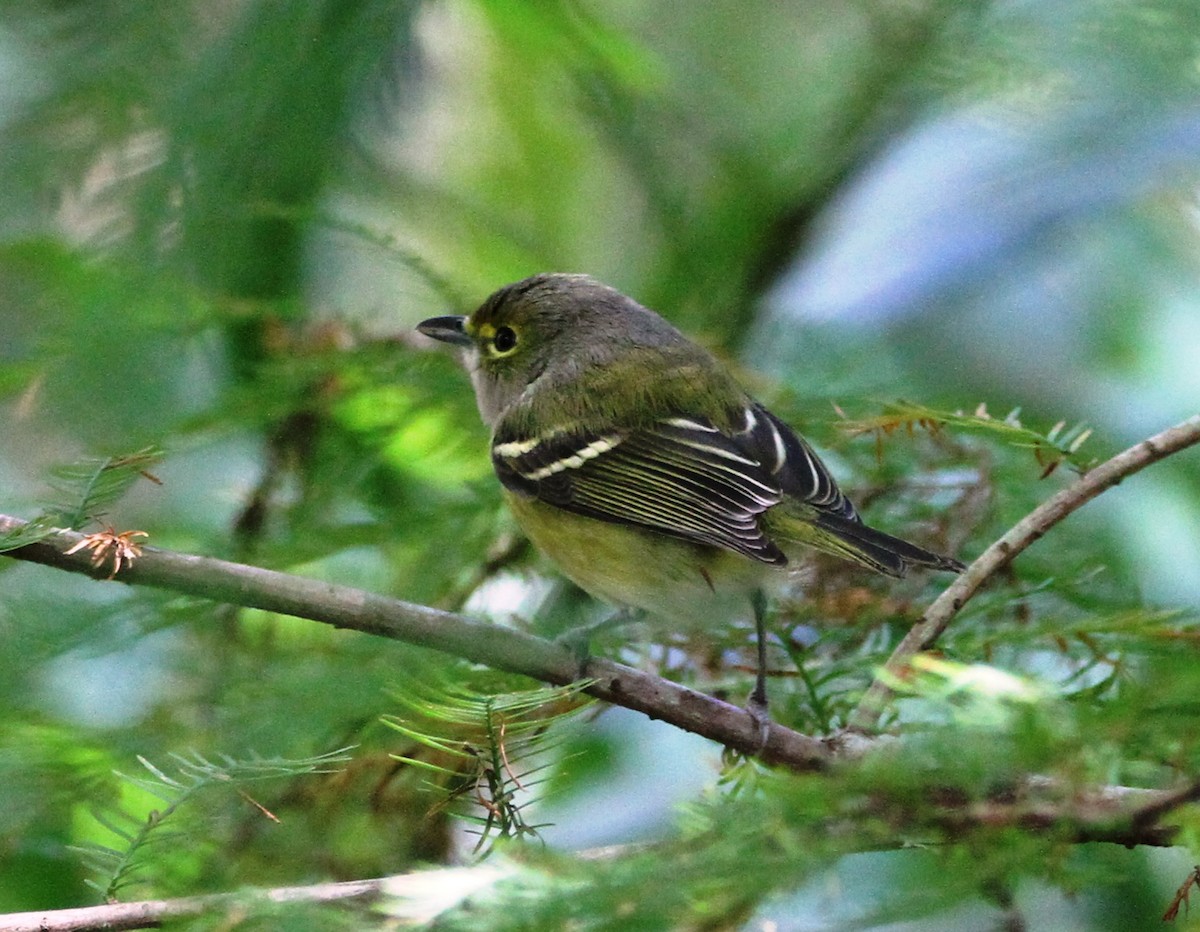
[504,491,772,628]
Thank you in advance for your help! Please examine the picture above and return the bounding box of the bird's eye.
[492,326,518,354]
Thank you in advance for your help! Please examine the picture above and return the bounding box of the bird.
[418,273,963,719]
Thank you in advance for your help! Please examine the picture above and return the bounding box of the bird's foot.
[745,687,771,754]
[554,611,635,680]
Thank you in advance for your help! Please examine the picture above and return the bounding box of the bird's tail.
[781,511,965,578]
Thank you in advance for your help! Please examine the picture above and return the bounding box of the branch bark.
[850,414,1200,732]
[0,515,834,771]
[0,877,382,932]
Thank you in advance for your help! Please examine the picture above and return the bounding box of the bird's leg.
[555,608,637,679]
[746,589,771,749]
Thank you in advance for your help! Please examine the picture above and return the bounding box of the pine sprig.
[383,680,592,853]
[73,748,352,901]
[0,512,60,551]
[48,446,164,529]
[0,447,164,554]
[840,402,1094,477]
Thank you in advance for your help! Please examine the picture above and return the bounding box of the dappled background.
[1,1,1199,928]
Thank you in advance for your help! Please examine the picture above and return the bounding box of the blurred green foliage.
[1,0,1198,929]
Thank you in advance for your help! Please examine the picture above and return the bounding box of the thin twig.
[849,414,1200,732]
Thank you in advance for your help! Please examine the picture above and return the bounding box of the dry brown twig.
[63,526,148,578]
[1163,864,1200,922]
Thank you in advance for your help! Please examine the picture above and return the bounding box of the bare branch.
[850,414,1200,732]
[0,877,381,932]
[922,776,1200,848]
[0,515,833,771]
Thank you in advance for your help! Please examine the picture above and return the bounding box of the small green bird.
[419,273,963,716]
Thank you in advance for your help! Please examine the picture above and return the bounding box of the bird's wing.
[732,405,965,576]
[729,404,859,522]
[492,405,853,565]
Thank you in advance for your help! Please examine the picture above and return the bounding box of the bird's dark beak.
[417,315,473,347]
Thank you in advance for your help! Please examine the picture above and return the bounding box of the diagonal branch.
[849,413,1200,733]
[0,515,835,772]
